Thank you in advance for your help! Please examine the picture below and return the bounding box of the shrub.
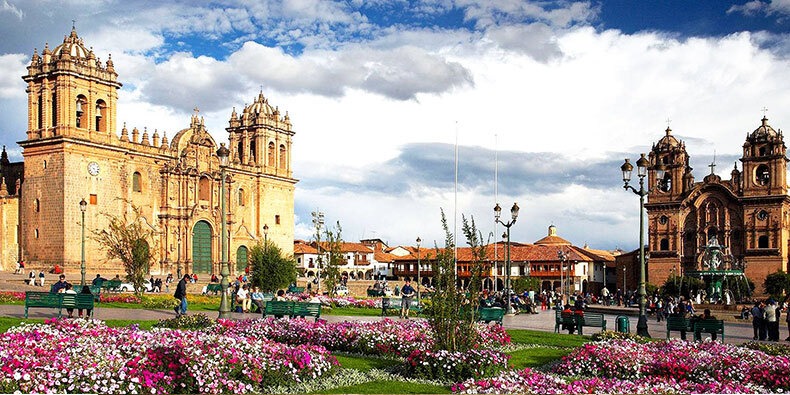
[591,330,651,343]
[742,341,790,356]
[153,313,215,331]
[404,348,509,382]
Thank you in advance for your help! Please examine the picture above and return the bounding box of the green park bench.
[88,285,102,302]
[575,312,607,335]
[24,292,64,318]
[286,286,305,294]
[102,279,122,292]
[693,319,724,341]
[291,302,322,321]
[478,307,504,324]
[554,310,578,333]
[205,283,223,295]
[61,294,95,318]
[666,316,692,339]
[264,300,294,318]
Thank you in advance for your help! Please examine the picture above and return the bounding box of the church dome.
[52,27,90,59]
[245,92,275,116]
[750,117,779,141]
[534,224,572,246]
[655,127,681,150]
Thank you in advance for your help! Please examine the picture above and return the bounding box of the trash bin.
[616,315,630,333]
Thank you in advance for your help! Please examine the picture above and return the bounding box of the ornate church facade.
[0,28,297,275]
[645,118,789,287]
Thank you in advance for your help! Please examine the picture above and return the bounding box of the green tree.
[92,203,157,297]
[660,275,705,299]
[322,221,344,295]
[513,276,540,294]
[250,242,298,293]
[764,271,790,299]
[428,210,483,352]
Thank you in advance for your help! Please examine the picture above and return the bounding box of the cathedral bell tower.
[648,127,692,202]
[22,27,121,141]
[741,117,787,197]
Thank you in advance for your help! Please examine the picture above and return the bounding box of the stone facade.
[645,119,789,288]
[2,28,296,276]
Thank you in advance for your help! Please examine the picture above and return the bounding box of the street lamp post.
[495,202,520,315]
[623,266,626,298]
[79,198,87,286]
[263,224,269,246]
[217,143,231,319]
[416,237,421,306]
[558,250,568,302]
[312,211,325,293]
[620,154,666,338]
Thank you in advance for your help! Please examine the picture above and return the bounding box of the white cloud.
[0,53,25,99]
[728,0,790,16]
[0,0,22,19]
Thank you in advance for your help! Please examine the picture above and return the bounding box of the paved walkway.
[1,271,777,345]
[5,303,769,345]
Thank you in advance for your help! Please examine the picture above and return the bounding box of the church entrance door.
[192,221,213,274]
[236,246,248,273]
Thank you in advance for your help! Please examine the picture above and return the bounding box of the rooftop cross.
[762,107,769,117]
[709,151,716,175]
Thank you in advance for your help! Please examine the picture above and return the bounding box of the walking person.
[173,274,189,317]
[765,299,780,341]
[751,301,765,340]
[400,279,416,319]
[38,271,45,287]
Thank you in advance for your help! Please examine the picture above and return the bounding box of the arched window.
[279,144,286,169]
[238,188,245,206]
[132,172,142,193]
[198,176,211,201]
[758,235,769,248]
[249,140,256,163]
[237,141,244,163]
[34,199,40,213]
[660,238,669,251]
[95,100,106,132]
[756,164,770,186]
[51,92,57,127]
[660,174,672,192]
[268,142,275,166]
[37,94,43,129]
[76,95,87,129]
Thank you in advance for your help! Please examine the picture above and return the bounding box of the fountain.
[685,236,751,305]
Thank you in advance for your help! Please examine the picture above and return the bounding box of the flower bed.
[214,318,510,358]
[0,318,337,394]
[0,291,24,304]
[405,348,509,382]
[454,339,790,394]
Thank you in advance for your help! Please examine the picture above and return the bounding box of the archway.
[192,221,213,274]
[236,245,248,273]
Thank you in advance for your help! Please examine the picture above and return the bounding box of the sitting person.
[695,308,719,341]
[250,287,264,313]
[275,289,286,301]
[236,284,251,313]
[561,304,576,334]
[63,283,77,318]
[78,285,93,318]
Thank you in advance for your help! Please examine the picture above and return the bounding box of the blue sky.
[1,0,789,251]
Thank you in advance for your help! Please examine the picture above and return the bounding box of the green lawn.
[506,328,590,348]
[315,380,451,394]
[334,354,401,371]
[507,347,572,369]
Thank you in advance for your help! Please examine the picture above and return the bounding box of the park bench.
[205,283,222,295]
[478,307,504,324]
[575,312,607,335]
[24,292,64,318]
[554,310,578,333]
[61,294,95,318]
[292,302,322,321]
[264,300,294,318]
[102,279,122,292]
[286,286,305,294]
[666,316,692,339]
[367,289,385,297]
[692,319,724,341]
[88,285,102,302]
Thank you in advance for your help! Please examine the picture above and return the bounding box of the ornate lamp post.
[79,198,87,286]
[416,237,421,306]
[312,211,325,293]
[495,202,520,315]
[263,224,269,246]
[557,249,568,301]
[217,143,231,319]
[620,154,666,337]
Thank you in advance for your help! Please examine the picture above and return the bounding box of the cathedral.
[0,28,297,275]
[645,118,789,287]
